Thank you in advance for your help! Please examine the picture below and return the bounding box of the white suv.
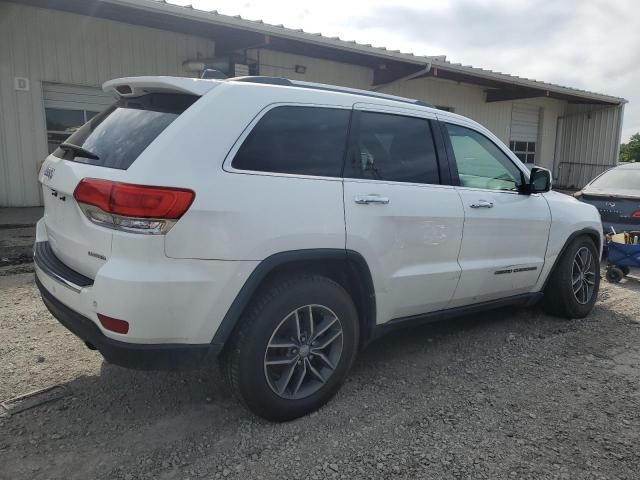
[35,76,602,421]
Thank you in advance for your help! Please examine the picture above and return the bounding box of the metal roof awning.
[17,0,627,106]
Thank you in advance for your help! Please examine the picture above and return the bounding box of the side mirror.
[521,167,552,194]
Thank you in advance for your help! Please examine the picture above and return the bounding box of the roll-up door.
[509,104,540,165]
[43,83,114,153]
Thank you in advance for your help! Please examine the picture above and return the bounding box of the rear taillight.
[73,178,194,234]
[97,314,129,334]
[632,210,640,218]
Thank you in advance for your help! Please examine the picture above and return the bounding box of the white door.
[442,122,551,307]
[509,103,540,166]
[344,107,465,324]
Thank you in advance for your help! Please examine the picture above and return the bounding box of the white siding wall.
[378,77,567,172]
[253,49,373,89]
[555,104,625,189]
[0,3,215,206]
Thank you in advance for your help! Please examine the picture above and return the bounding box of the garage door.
[509,104,540,165]
[43,83,114,153]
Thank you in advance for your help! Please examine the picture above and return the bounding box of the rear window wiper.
[59,143,100,160]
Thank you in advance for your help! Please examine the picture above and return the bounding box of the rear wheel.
[543,236,600,318]
[222,274,359,421]
[620,266,631,276]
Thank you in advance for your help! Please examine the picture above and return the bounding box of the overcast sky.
[172,0,638,142]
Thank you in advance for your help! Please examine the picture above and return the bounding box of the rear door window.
[232,106,351,177]
[344,111,440,185]
[52,93,198,170]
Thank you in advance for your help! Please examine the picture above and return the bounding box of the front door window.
[445,123,522,191]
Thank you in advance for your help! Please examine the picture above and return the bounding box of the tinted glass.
[589,168,640,191]
[446,124,522,191]
[232,106,351,177]
[345,111,440,184]
[52,93,198,170]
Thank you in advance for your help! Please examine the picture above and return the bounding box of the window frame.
[509,140,536,164]
[438,120,529,194]
[343,107,448,187]
[225,102,353,182]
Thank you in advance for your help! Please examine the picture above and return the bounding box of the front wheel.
[222,274,359,421]
[543,236,600,318]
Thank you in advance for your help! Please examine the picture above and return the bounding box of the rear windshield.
[589,167,640,192]
[52,93,198,170]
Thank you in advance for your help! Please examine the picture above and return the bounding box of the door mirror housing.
[520,167,552,194]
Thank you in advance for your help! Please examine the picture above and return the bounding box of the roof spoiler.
[103,76,220,98]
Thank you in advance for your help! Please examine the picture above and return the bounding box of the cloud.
[344,0,640,141]
[349,1,575,50]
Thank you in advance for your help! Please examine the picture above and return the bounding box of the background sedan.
[574,163,640,233]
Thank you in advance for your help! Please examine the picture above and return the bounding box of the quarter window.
[232,106,351,177]
[446,124,522,191]
[345,111,440,185]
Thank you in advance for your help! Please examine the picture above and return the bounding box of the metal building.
[0,0,627,206]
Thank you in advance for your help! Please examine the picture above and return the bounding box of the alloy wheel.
[264,304,343,400]
[572,246,596,304]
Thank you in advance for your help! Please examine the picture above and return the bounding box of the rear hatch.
[39,88,202,279]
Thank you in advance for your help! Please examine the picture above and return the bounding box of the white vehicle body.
[34,75,602,417]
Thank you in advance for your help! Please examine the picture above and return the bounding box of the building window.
[509,140,536,164]
[45,108,100,153]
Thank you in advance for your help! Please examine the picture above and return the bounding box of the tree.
[620,133,640,162]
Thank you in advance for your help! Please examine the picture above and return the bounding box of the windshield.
[52,93,198,170]
[589,167,640,192]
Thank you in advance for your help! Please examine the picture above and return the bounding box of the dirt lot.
[1,271,639,480]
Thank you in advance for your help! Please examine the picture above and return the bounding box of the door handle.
[470,200,494,209]
[355,194,390,205]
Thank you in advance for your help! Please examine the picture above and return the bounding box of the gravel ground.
[1,271,639,480]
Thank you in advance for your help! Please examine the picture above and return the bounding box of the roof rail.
[230,76,434,109]
[232,76,291,86]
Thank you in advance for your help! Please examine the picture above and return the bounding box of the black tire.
[543,236,600,318]
[606,266,624,283]
[222,274,359,421]
[620,266,631,276]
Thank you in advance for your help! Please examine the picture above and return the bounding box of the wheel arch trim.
[211,249,377,352]
[542,227,602,290]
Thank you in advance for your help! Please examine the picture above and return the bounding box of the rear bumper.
[36,275,221,370]
[33,218,258,346]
